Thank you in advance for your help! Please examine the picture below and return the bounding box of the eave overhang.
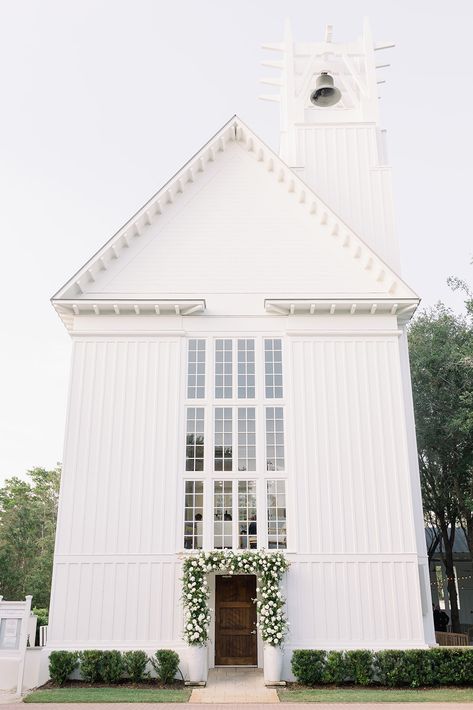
[52,298,206,331]
[265,298,419,324]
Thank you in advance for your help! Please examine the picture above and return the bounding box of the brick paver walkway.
[6,703,473,708]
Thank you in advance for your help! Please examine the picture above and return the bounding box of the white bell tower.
[260,20,400,269]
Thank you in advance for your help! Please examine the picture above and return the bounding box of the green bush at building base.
[48,648,181,685]
[291,648,473,687]
[48,651,79,686]
[150,649,180,684]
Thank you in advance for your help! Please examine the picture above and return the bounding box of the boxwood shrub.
[150,649,180,684]
[101,650,124,683]
[79,650,106,683]
[292,648,473,687]
[123,650,148,682]
[49,650,79,685]
[323,651,346,684]
[345,649,374,686]
[291,650,327,685]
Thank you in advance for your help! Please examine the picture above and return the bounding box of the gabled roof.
[52,115,418,326]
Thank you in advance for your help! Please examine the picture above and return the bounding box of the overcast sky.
[1,0,472,484]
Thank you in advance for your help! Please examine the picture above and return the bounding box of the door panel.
[215,575,257,665]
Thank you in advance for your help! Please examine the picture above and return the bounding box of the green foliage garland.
[182,550,289,647]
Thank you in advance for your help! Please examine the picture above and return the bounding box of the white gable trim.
[51,117,239,302]
[51,115,418,311]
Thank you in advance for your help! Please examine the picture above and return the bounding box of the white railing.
[39,625,48,647]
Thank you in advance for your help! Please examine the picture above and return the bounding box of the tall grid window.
[214,407,232,471]
[215,339,232,398]
[266,407,285,471]
[238,480,257,549]
[187,339,206,399]
[184,480,204,549]
[264,339,283,398]
[238,407,256,472]
[267,480,287,549]
[237,339,255,398]
[186,407,204,471]
[214,480,233,549]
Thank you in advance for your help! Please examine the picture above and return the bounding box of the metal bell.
[310,72,342,107]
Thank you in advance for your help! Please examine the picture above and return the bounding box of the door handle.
[250,630,257,635]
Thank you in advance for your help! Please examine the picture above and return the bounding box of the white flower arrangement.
[181,550,290,647]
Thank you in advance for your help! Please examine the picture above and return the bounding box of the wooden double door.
[215,574,257,665]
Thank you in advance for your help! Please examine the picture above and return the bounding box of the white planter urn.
[187,645,207,683]
[263,644,283,684]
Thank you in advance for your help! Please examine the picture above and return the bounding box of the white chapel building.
[48,21,435,676]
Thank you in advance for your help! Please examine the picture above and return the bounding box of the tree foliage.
[409,302,473,631]
[0,466,61,607]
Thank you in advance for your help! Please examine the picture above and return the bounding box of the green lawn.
[23,687,191,703]
[278,687,473,703]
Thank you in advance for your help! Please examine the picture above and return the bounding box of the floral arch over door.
[182,550,290,647]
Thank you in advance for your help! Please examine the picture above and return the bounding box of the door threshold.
[213,665,259,668]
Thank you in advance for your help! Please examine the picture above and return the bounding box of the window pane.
[264,339,283,398]
[214,408,232,471]
[267,479,286,549]
[237,339,255,398]
[183,480,204,549]
[186,408,205,471]
[215,339,233,398]
[266,407,285,471]
[187,340,206,399]
[238,407,256,471]
[214,480,233,549]
[238,480,257,549]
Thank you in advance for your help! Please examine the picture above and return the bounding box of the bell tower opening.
[259,20,400,270]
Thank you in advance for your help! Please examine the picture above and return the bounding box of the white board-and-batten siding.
[48,323,432,650]
[292,125,399,271]
[284,333,431,650]
[54,338,183,557]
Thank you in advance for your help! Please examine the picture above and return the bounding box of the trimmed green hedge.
[49,651,79,686]
[150,649,180,684]
[48,649,180,685]
[291,649,473,687]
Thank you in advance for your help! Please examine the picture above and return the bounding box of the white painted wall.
[48,316,433,659]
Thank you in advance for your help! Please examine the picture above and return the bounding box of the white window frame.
[181,334,290,552]
[183,479,205,551]
[185,407,205,472]
[265,406,286,472]
[263,337,284,399]
[211,478,261,551]
[187,338,206,399]
[266,478,288,550]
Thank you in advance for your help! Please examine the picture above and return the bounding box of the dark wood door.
[215,574,257,665]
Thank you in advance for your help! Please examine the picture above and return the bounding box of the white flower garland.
[182,549,290,647]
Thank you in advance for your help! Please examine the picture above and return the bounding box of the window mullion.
[232,406,237,473]
[258,478,267,549]
[205,404,212,473]
[203,480,211,551]
[233,338,238,401]
[232,479,238,550]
